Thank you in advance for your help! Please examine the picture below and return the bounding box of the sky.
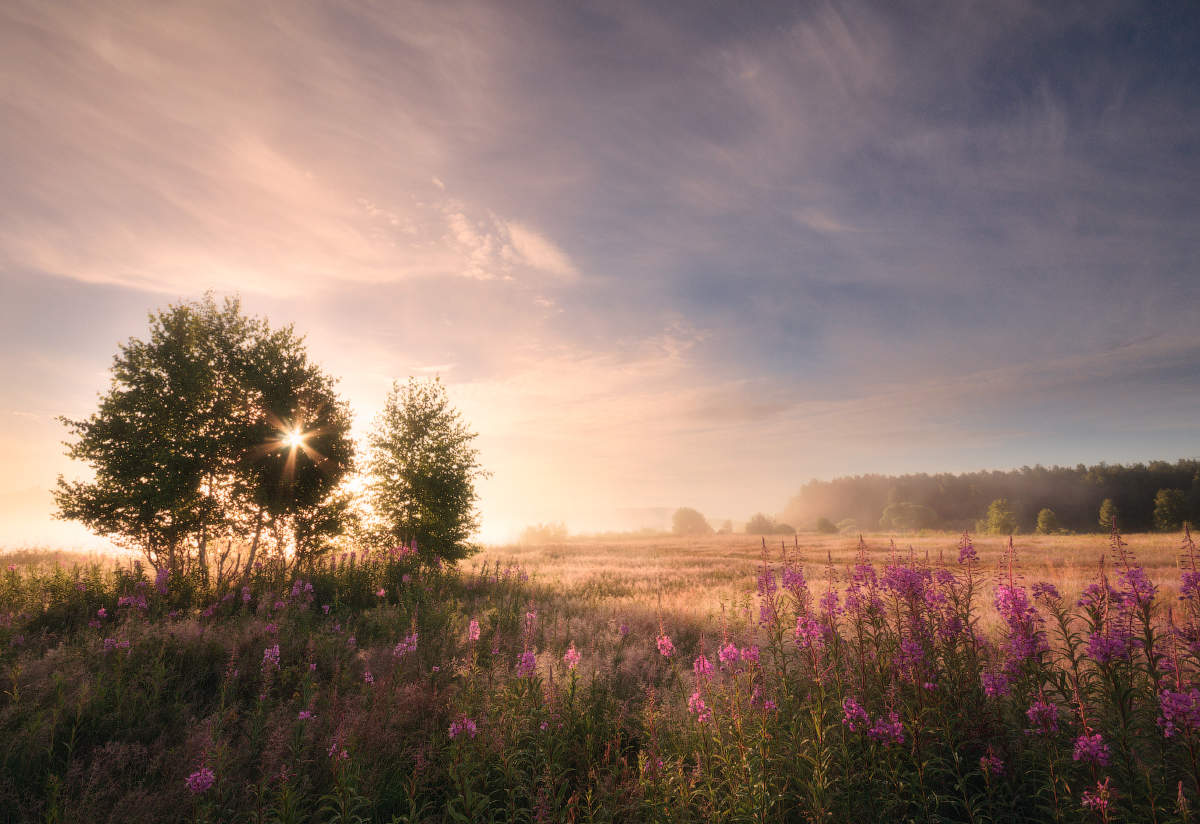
[2,0,1199,546]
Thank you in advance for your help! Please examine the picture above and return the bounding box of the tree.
[1035,508,1061,535]
[54,296,354,579]
[980,499,1018,535]
[815,516,838,534]
[1099,498,1118,531]
[745,513,776,534]
[879,502,939,532]
[672,507,712,536]
[1154,489,1188,532]
[367,377,487,562]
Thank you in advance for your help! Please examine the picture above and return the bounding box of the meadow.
[1,528,1198,822]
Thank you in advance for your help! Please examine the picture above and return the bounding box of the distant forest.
[781,459,1200,534]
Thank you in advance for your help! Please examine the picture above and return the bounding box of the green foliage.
[1154,488,1188,532]
[1099,497,1119,531]
[979,498,1018,535]
[671,507,712,537]
[878,502,938,532]
[1034,507,1060,535]
[366,378,487,562]
[744,513,794,535]
[53,296,354,578]
[815,517,838,534]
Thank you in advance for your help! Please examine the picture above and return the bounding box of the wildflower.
[958,532,977,564]
[763,698,778,711]
[1031,581,1061,601]
[322,604,331,614]
[96,607,107,619]
[393,632,418,658]
[981,671,1010,698]
[265,622,278,635]
[185,767,215,794]
[263,644,281,670]
[517,650,537,677]
[448,716,478,739]
[979,749,1003,777]
[867,711,905,746]
[155,567,169,595]
[687,690,712,723]
[346,635,356,649]
[1119,565,1157,608]
[1159,689,1200,737]
[402,573,411,584]
[656,634,675,658]
[739,645,760,665]
[563,643,581,670]
[298,710,314,720]
[468,619,481,642]
[717,642,739,668]
[363,669,374,685]
[1081,777,1114,813]
[841,697,869,733]
[1025,698,1059,734]
[619,622,629,637]
[1073,733,1110,766]
[795,616,824,652]
[539,721,549,731]
[1087,630,1131,664]
[693,654,714,679]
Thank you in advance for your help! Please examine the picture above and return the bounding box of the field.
[1,529,1198,822]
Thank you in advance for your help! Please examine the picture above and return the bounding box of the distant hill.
[781,459,1200,533]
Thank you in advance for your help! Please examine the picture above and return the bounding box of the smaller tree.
[980,499,1018,535]
[1035,508,1060,535]
[1154,489,1188,532]
[1099,498,1118,532]
[745,513,776,534]
[815,516,838,534]
[880,502,939,532]
[367,377,488,562]
[672,507,712,536]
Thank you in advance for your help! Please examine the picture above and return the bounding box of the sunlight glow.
[284,429,304,449]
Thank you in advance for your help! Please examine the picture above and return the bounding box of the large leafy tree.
[54,296,354,579]
[366,377,487,562]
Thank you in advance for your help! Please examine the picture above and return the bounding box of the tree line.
[781,460,1200,534]
[54,296,486,583]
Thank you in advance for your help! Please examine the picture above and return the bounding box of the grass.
[0,528,1197,822]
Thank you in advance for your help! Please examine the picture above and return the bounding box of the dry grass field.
[478,530,1190,631]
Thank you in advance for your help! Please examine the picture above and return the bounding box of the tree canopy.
[366,377,487,562]
[54,296,354,579]
[672,507,712,536]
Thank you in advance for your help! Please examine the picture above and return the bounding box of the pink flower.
[185,767,215,794]
[298,710,314,720]
[563,643,581,670]
[656,634,675,658]
[262,644,281,670]
[96,607,107,619]
[448,716,478,739]
[717,642,739,668]
[1025,699,1059,735]
[693,654,714,679]
[517,649,537,677]
[376,588,386,598]
[841,697,869,732]
[363,670,374,685]
[687,690,712,723]
[1081,777,1114,813]
[468,619,481,642]
[979,749,1003,776]
[1073,733,1110,766]
[867,711,905,746]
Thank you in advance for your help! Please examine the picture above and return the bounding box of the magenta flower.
[687,690,712,723]
[795,616,824,652]
[1025,699,1059,734]
[468,619,481,642]
[298,710,314,720]
[958,533,978,565]
[262,644,281,670]
[841,697,869,732]
[979,749,1003,777]
[656,634,675,658]
[242,586,251,603]
[717,642,739,668]
[449,716,478,739]
[393,632,418,658]
[517,649,537,677]
[563,643,581,671]
[981,671,1010,698]
[867,711,905,746]
[740,645,760,665]
[1072,733,1110,766]
[185,767,215,794]
[1081,777,1114,813]
[363,669,374,685]
[96,607,107,619]
[1159,689,1200,737]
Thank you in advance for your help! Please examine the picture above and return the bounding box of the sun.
[284,429,305,449]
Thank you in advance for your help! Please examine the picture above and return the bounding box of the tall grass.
[0,528,1197,822]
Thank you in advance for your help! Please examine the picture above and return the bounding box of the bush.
[672,507,713,536]
[815,517,838,534]
[1035,507,1060,535]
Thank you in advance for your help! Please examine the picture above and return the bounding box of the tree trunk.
[240,505,266,585]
